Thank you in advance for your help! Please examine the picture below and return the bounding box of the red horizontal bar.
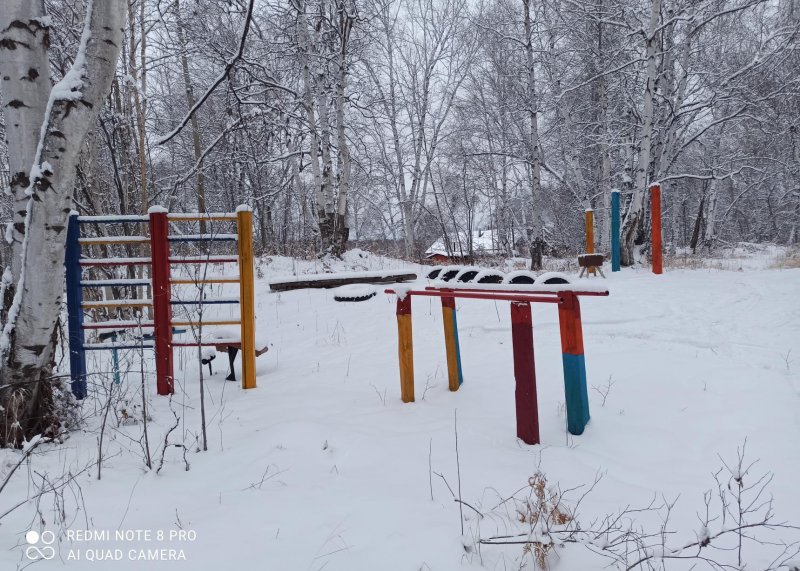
[171,341,239,347]
[169,256,238,264]
[385,289,561,304]
[427,286,609,297]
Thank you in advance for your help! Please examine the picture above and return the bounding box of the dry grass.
[663,254,745,271]
[769,248,800,269]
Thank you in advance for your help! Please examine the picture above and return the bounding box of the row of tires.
[426,265,572,285]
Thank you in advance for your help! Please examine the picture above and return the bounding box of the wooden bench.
[210,342,269,381]
[578,253,606,278]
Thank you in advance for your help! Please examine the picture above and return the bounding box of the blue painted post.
[611,190,621,272]
[65,213,87,399]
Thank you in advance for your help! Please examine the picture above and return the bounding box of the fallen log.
[269,271,417,292]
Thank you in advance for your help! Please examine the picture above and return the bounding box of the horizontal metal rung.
[82,321,155,329]
[171,277,240,285]
[82,300,153,308]
[169,256,238,264]
[169,234,237,242]
[83,343,154,351]
[81,279,151,287]
[170,299,239,305]
[167,213,237,221]
[79,237,150,245]
[77,215,149,223]
[171,320,241,327]
[172,339,241,347]
[80,258,152,266]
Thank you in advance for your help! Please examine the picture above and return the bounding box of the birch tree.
[0,0,126,447]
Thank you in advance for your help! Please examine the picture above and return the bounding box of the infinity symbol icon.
[25,530,55,560]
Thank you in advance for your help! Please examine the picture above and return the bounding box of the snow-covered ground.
[2,249,799,570]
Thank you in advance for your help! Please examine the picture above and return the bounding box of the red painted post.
[149,207,174,395]
[650,183,663,275]
[510,301,539,445]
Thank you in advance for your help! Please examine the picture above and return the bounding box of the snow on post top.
[611,188,620,194]
[236,204,253,213]
[147,205,168,214]
[393,284,411,301]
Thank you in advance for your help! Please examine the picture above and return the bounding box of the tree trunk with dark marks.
[620,0,662,266]
[0,1,52,324]
[0,0,127,448]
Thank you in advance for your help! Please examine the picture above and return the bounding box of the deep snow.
[1,249,799,570]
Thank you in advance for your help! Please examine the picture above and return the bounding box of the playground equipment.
[651,184,663,274]
[611,190,621,272]
[583,209,600,277]
[65,206,258,399]
[609,185,662,274]
[333,284,378,302]
[385,284,608,445]
[579,254,606,278]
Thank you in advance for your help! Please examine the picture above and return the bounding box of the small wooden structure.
[578,254,606,278]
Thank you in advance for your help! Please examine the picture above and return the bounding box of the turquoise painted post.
[111,332,121,385]
[611,190,621,272]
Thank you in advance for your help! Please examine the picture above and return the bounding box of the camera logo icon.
[25,530,55,560]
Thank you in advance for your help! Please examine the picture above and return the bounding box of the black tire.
[334,291,377,302]
[508,275,536,284]
[457,270,479,282]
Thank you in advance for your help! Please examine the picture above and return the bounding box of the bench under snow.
[199,328,268,381]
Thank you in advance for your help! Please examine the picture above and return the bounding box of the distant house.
[424,229,512,263]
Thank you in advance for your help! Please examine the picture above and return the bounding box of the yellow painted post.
[441,296,462,392]
[585,209,596,275]
[397,296,415,402]
[237,206,257,389]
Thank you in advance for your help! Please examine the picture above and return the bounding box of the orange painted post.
[237,206,257,389]
[441,295,464,391]
[397,295,415,402]
[585,209,596,276]
[650,184,663,275]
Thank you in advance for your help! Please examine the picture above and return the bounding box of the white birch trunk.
[0,1,52,287]
[333,0,353,253]
[523,0,543,237]
[620,0,662,266]
[0,0,127,446]
[381,12,415,257]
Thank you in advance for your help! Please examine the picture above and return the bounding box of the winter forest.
[0,0,799,569]
[2,0,799,264]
